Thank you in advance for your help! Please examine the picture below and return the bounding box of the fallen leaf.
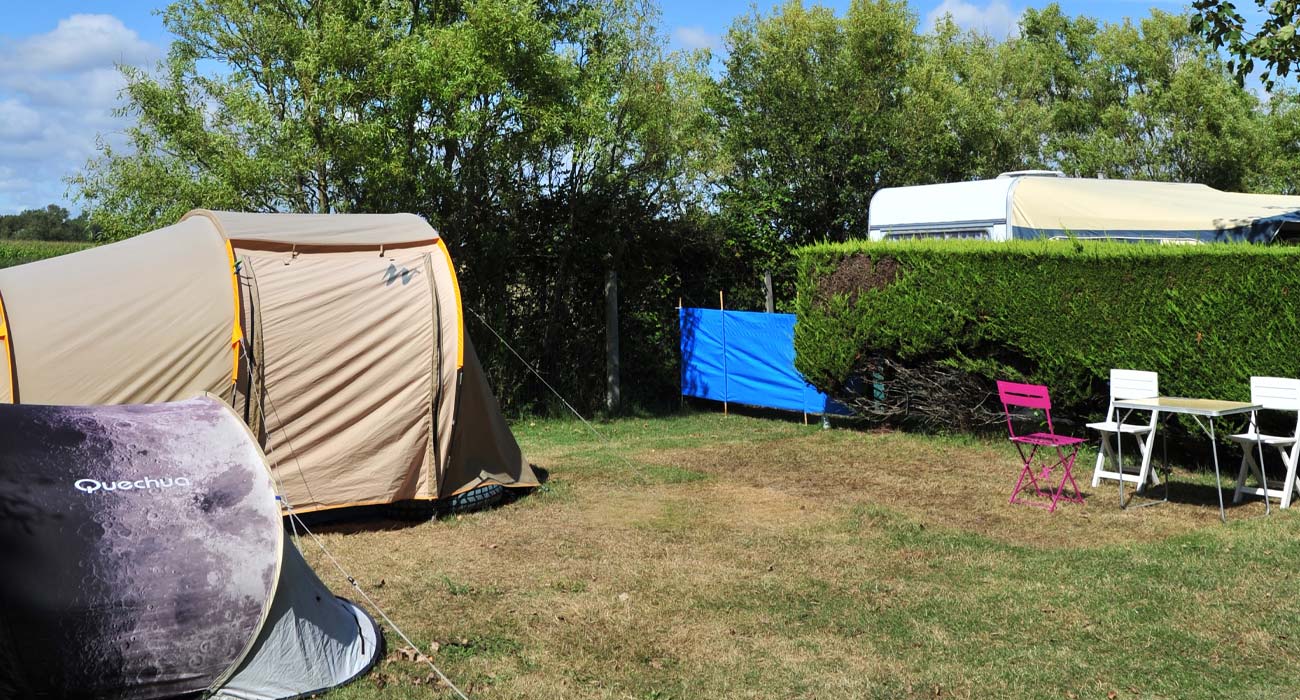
[1107,691,1118,699]
[618,592,630,602]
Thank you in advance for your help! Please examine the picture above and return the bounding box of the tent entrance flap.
[239,246,437,512]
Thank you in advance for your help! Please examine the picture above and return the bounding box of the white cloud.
[0,14,160,213]
[925,0,1021,39]
[672,25,721,52]
[0,99,42,139]
[5,14,157,74]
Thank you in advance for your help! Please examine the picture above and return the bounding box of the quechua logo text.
[74,477,193,494]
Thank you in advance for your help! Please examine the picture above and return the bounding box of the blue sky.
[0,1,1197,213]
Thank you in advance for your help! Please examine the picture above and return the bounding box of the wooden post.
[719,290,728,416]
[677,297,683,409]
[764,270,774,313]
[605,268,620,415]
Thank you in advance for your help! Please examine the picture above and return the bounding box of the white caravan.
[867,171,1300,244]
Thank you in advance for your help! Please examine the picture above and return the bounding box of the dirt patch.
[814,253,901,308]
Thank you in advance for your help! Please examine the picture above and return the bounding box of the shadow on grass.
[289,469,549,535]
[1119,478,1272,511]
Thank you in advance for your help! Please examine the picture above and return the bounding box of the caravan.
[867,171,1300,244]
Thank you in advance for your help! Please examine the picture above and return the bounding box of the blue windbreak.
[680,307,848,415]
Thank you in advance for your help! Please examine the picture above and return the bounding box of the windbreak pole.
[719,290,728,417]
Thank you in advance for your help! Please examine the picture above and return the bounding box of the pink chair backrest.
[996,380,1057,438]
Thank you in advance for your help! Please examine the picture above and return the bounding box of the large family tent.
[0,210,538,513]
[0,396,382,699]
[867,173,1300,243]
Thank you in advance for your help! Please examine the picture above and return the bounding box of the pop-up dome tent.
[0,210,538,513]
[0,396,381,699]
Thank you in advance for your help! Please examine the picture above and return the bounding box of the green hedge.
[795,240,1300,429]
[0,240,95,269]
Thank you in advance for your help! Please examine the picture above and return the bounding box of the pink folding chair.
[997,380,1086,512]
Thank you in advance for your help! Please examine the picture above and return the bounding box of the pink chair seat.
[1013,432,1086,447]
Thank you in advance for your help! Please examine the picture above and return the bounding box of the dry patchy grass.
[303,411,1300,700]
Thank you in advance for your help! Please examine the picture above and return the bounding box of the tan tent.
[0,210,537,513]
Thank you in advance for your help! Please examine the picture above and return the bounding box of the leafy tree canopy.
[1192,0,1300,90]
[0,205,94,241]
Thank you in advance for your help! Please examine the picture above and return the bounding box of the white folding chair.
[1088,369,1161,491]
[1231,377,1300,508]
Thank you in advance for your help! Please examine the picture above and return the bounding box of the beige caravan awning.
[1011,178,1300,241]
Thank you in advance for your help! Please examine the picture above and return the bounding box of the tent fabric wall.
[0,217,236,405]
[680,308,844,416]
[184,209,438,246]
[216,537,382,700]
[0,397,283,699]
[444,335,531,496]
[1010,177,1300,242]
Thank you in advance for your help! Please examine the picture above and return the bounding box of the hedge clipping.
[795,240,1300,430]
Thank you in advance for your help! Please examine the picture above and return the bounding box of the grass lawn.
[302,410,1300,700]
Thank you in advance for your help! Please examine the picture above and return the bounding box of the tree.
[0,205,94,241]
[1008,6,1260,189]
[71,0,715,413]
[1249,89,1300,193]
[711,1,915,254]
[1191,0,1300,90]
[708,0,1047,304]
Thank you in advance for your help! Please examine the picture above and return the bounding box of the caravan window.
[884,228,991,241]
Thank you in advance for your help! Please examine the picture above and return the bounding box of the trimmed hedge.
[0,240,94,269]
[795,240,1300,429]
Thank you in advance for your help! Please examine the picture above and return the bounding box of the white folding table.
[1114,396,1268,523]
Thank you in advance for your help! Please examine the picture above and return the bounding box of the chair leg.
[1091,435,1112,488]
[1233,446,1256,504]
[1050,446,1083,511]
[1010,445,1039,505]
[1281,448,1299,509]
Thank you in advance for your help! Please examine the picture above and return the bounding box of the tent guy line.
[467,305,642,473]
[288,508,473,700]
[240,333,321,509]
[467,305,606,441]
[250,364,474,700]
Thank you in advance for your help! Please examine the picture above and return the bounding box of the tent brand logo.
[74,477,193,494]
